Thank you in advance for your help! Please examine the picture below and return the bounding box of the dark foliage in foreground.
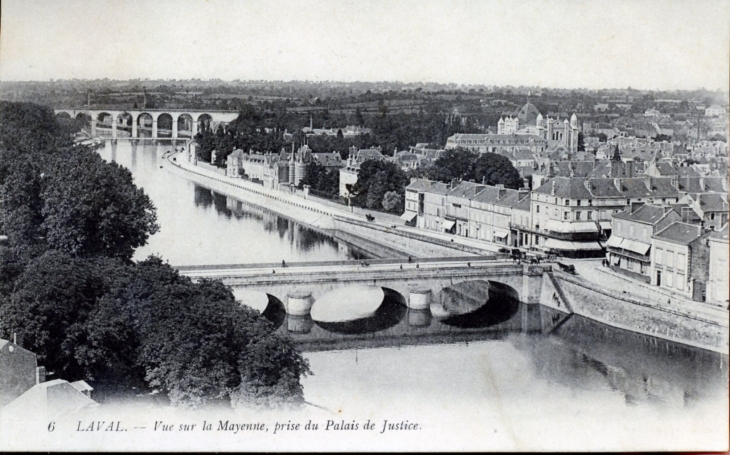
[0,101,310,409]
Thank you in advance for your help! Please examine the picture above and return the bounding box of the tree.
[350,160,408,211]
[428,147,478,182]
[382,191,404,214]
[40,149,159,261]
[472,153,522,189]
[0,251,122,379]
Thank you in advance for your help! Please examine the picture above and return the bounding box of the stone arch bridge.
[54,108,239,140]
[176,258,550,310]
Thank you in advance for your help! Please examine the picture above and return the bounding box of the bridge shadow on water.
[274,281,530,352]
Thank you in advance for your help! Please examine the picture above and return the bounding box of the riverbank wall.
[165,153,479,259]
[548,270,729,354]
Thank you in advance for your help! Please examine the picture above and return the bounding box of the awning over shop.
[544,238,603,251]
[599,221,612,230]
[544,220,599,233]
[621,239,651,255]
[572,222,600,233]
[400,212,417,222]
[606,235,624,248]
[544,220,572,233]
[442,220,456,232]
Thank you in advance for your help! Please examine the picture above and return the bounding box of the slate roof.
[613,204,671,224]
[406,178,450,194]
[534,177,593,199]
[448,181,485,199]
[535,176,680,200]
[653,222,702,245]
[696,193,728,212]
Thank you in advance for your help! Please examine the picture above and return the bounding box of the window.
[588,199,593,206]
[711,213,716,220]
[565,200,570,206]
[577,200,582,206]
[626,199,631,205]
[666,271,673,287]
[564,211,570,220]
[677,253,685,271]
[587,211,593,220]
[676,273,684,291]
[667,250,674,268]
[656,248,664,265]
[536,205,540,213]
[576,211,582,220]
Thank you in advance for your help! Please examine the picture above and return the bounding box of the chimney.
[518,188,529,200]
[630,202,644,213]
[522,178,530,190]
[36,366,46,384]
[626,159,634,178]
[700,177,705,191]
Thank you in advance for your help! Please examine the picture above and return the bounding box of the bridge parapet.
[181,260,551,306]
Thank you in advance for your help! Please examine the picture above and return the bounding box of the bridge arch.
[177,113,194,138]
[196,113,213,131]
[137,113,154,138]
[55,111,72,119]
[156,113,173,138]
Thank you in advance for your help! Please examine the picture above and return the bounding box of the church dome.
[516,102,541,126]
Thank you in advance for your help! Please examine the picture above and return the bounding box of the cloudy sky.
[1,0,728,90]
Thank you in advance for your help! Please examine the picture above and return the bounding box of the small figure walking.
[408,256,412,263]
[282,260,286,268]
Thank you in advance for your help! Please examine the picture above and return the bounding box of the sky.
[1,0,728,91]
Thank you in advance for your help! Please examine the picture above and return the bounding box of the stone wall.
[552,272,729,354]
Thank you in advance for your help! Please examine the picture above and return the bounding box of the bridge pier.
[90,117,96,136]
[521,264,546,304]
[132,119,138,138]
[172,117,178,139]
[152,119,158,139]
[112,118,117,139]
[408,288,431,310]
[286,291,314,316]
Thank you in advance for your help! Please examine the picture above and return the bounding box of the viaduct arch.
[54,108,239,140]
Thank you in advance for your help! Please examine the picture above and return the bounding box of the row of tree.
[0,102,310,408]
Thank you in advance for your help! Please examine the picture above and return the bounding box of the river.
[98,139,728,451]
[99,140,362,265]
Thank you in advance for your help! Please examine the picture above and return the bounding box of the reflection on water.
[431,280,520,328]
[313,288,407,335]
[97,140,364,265]
[280,282,727,412]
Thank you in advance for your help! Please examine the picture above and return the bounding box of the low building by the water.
[607,204,681,281]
